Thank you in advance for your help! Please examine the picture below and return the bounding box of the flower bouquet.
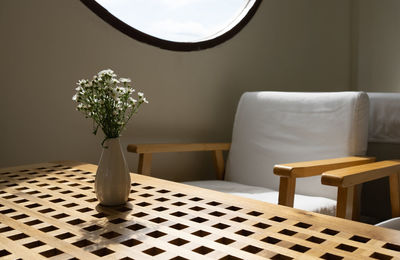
[72,69,148,206]
[73,69,147,146]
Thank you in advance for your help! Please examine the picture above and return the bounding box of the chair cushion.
[184,180,336,216]
[368,92,400,144]
[225,91,369,200]
[375,217,400,230]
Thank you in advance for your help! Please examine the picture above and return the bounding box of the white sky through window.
[95,0,255,42]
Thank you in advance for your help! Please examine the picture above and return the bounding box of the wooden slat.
[389,173,400,217]
[0,233,48,260]
[278,176,296,207]
[322,160,400,187]
[0,161,399,260]
[352,184,361,221]
[274,156,375,178]
[127,142,231,154]
[212,150,225,180]
[336,186,355,219]
[138,153,152,176]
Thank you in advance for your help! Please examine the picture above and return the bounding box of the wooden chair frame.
[322,160,400,220]
[127,143,375,219]
[128,143,231,179]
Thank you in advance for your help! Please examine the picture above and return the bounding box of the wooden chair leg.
[212,150,225,180]
[389,173,400,217]
[351,184,361,221]
[138,153,152,176]
[278,177,296,207]
[336,186,355,219]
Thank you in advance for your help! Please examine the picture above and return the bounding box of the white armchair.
[128,91,373,218]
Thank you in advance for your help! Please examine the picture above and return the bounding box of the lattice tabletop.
[0,162,399,260]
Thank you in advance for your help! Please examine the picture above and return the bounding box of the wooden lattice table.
[0,161,399,259]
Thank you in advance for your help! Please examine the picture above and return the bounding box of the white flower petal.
[120,78,131,83]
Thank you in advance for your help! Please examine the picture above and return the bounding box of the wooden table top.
[0,161,399,260]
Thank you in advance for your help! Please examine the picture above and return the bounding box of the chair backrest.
[225,91,369,200]
[362,92,400,221]
[368,92,400,145]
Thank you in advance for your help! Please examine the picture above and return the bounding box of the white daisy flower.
[120,78,131,83]
[73,69,148,143]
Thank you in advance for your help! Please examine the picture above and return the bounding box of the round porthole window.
[81,0,262,51]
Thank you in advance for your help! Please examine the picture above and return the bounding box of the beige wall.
[0,0,352,181]
[355,0,400,92]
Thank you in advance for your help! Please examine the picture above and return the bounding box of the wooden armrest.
[321,160,400,219]
[321,160,400,188]
[275,156,374,209]
[127,143,231,154]
[273,156,375,178]
[127,142,230,179]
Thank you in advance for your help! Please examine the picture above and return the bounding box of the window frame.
[81,0,262,51]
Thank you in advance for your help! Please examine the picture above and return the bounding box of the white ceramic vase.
[95,138,131,206]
